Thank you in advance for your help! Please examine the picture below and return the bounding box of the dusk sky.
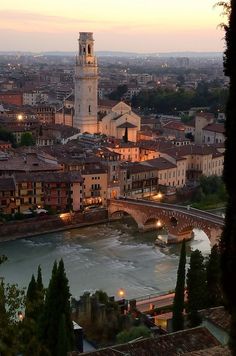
[0,0,225,53]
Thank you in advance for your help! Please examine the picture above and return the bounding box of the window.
[88,105,91,113]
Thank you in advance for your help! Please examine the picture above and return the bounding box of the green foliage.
[219,8,236,355]
[39,259,74,355]
[172,239,186,331]
[20,132,35,146]
[180,114,193,123]
[108,84,128,101]
[0,255,7,265]
[0,281,25,354]
[0,126,16,146]
[186,249,207,327]
[116,325,150,344]
[192,175,227,209]
[25,270,44,322]
[206,245,223,307]
[131,86,228,114]
[57,314,68,356]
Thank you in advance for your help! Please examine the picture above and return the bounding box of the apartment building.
[121,162,159,199]
[14,171,83,213]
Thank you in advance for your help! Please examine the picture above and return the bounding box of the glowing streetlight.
[17,114,23,121]
[156,192,163,200]
[157,220,162,228]
[18,311,24,321]
[117,288,125,298]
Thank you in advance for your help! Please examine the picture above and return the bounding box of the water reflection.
[0,220,211,299]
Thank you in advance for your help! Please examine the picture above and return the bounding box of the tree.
[0,126,16,146]
[25,275,38,319]
[0,281,25,354]
[25,269,44,323]
[206,245,223,307]
[172,239,186,331]
[116,325,150,344]
[108,84,128,101]
[20,132,35,146]
[218,1,236,352]
[186,249,207,327]
[39,260,74,356]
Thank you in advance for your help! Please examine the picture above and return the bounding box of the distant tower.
[74,32,98,134]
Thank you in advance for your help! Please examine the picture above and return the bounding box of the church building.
[74,32,140,142]
[99,101,140,142]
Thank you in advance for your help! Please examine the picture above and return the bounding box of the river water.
[0,220,211,300]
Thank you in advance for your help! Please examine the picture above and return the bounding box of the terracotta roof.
[183,346,231,355]
[122,162,157,174]
[0,154,62,173]
[117,122,137,128]
[14,171,83,183]
[203,123,225,134]
[163,145,223,158]
[142,157,176,170]
[163,121,185,131]
[81,327,220,356]
[138,139,172,151]
[200,306,231,333]
[196,112,215,119]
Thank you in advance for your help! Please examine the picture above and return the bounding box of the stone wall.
[0,209,108,242]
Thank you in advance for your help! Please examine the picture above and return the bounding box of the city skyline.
[0,0,225,53]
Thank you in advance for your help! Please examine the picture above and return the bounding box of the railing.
[131,290,174,303]
[109,197,224,225]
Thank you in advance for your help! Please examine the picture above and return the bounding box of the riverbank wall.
[0,209,108,242]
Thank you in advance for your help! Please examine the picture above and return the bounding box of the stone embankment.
[0,209,108,242]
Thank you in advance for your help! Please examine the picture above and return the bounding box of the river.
[0,220,211,300]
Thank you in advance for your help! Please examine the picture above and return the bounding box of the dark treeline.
[172,243,223,332]
[131,84,228,114]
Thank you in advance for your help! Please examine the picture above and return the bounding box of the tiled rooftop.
[200,306,231,333]
[183,345,231,355]
[80,327,220,356]
[142,157,177,170]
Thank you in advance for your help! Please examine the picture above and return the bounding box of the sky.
[0,0,226,53]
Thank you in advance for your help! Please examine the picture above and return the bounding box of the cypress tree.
[39,259,74,355]
[186,249,207,327]
[206,245,223,307]
[25,275,38,319]
[172,239,186,331]
[219,0,236,352]
[37,266,44,293]
[57,314,68,356]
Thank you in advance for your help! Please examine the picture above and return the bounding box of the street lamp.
[157,220,162,228]
[17,114,23,121]
[156,192,163,200]
[117,288,125,298]
[18,311,24,321]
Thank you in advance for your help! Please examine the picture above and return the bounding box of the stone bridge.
[108,198,224,244]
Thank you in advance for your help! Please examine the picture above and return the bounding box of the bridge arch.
[108,199,224,244]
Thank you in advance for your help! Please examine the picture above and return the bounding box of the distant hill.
[0,50,223,58]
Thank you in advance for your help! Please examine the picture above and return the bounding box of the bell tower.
[74,32,98,133]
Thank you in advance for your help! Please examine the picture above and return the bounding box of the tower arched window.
[88,45,91,55]
[89,105,91,114]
